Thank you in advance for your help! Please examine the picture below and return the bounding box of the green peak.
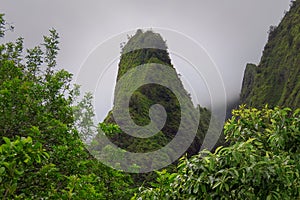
[122,29,168,53]
[118,29,171,80]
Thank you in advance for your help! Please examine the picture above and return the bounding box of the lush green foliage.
[240,0,300,109]
[136,106,300,199]
[0,136,48,199]
[0,14,134,199]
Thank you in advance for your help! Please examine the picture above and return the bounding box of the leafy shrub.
[0,136,49,198]
[136,106,300,199]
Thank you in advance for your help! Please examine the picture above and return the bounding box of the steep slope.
[102,30,217,170]
[240,0,300,109]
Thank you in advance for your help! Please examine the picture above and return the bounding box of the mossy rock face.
[103,30,217,163]
[240,1,300,109]
[240,63,256,103]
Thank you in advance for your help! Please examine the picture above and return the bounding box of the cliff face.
[103,30,216,164]
[240,1,300,109]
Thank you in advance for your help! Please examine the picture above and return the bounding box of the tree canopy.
[0,14,134,199]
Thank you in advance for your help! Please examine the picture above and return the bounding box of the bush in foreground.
[136,106,300,199]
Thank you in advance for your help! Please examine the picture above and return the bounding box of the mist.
[0,0,292,121]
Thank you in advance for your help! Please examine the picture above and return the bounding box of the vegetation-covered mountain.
[240,0,300,109]
[102,30,219,167]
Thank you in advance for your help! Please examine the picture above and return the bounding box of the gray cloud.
[0,0,291,120]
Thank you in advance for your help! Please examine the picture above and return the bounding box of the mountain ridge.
[240,0,300,109]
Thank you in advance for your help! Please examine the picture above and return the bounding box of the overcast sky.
[0,0,292,120]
